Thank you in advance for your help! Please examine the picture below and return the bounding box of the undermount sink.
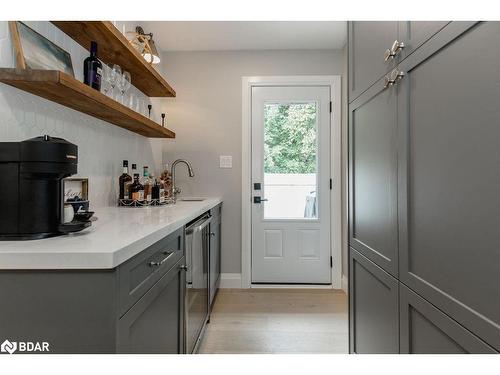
[180,197,205,201]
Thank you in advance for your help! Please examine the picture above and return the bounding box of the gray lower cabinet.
[348,21,398,101]
[209,204,222,306]
[349,77,398,276]
[0,227,187,353]
[399,285,496,354]
[117,257,185,354]
[397,21,500,351]
[349,248,399,354]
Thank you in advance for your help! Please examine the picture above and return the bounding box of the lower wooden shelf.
[0,68,175,139]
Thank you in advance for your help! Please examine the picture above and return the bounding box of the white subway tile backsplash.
[0,21,164,208]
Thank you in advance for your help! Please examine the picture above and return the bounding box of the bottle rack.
[118,198,175,207]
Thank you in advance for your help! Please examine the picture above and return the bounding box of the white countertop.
[0,197,222,270]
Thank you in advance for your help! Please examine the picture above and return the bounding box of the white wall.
[0,21,165,208]
[155,49,347,274]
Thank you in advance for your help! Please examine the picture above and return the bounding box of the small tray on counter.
[118,198,174,207]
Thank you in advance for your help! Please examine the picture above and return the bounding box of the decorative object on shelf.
[9,21,74,77]
[161,113,165,127]
[148,104,152,118]
[127,26,161,65]
[83,41,102,91]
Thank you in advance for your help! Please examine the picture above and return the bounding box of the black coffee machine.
[0,135,91,240]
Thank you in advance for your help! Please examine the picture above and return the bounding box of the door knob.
[384,40,405,61]
[253,196,268,204]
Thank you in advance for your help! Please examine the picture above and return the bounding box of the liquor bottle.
[125,163,137,199]
[160,163,172,198]
[151,175,160,202]
[119,160,132,200]
[83,41,102,90]
[130,174,144,201]
[142,166,152,202]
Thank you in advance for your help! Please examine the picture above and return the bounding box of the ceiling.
[139,21,347,52]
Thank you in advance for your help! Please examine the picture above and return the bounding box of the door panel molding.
[398,21,500,351]
[349,73,399,277]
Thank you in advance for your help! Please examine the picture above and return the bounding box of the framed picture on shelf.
[9,21,74,77]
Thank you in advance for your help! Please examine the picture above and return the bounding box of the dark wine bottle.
[83,41,102,90]
[119,160,132,200]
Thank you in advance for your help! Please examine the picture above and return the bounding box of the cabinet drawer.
[400,284,496,354]
[349,248,399,353]
[118,227,184,316]
[117,257,186,354]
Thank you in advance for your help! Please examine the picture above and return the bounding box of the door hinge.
[330,178,333,190]
[329,101,332,113]
[330,256,333,268]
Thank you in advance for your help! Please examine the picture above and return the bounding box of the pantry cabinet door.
[398,21,449,58]
[348,21,398,101]
[349,75,398,276]
[400,285,496,354]
[349,249,399,354]
[398,21,500,351]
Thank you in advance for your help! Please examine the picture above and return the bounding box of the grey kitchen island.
[0,198,222,354]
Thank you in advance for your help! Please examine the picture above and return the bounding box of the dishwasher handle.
[186,214,212,235]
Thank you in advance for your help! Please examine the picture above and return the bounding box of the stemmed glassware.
[116,71,131,105]
[107,64,121,99]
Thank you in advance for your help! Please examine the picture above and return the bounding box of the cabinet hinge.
[330,256,333,268]
[330,178,333,190]
[329,101,332,113]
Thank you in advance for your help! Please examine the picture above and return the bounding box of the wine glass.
[117,71,131,105]
[109,64,121,99]
[101,65,112,96]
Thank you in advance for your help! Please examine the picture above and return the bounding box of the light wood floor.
[197,288,348,354]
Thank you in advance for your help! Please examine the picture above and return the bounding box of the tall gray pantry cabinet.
[348,21,500,353]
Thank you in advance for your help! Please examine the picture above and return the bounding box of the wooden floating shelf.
[51,21,175,98]
[0,69,175,139]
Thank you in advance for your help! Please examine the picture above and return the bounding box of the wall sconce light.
[128,26,161,65]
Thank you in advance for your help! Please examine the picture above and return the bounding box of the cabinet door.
[117,257,186,354]
[209,213,221,306]
[349,75,398,276]
[349,248,399,354]
[348,21,398,101]
[398,21,449,58]
[400,285,496,353]
[398,21,500,351]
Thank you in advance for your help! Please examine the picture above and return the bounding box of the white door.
[251,86,331,284]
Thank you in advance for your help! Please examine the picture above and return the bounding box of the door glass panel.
[263,102,318,220]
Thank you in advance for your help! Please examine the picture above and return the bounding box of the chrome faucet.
[171,159,194,202]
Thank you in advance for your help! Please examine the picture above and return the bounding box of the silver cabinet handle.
[179,265,188,271]
[210,232,216,237]
[383,69,405,89]
[148,250,174,267]
[384,40,405,61]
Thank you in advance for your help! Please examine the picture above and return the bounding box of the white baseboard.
[341,274,348,293]
[220,273,242,288]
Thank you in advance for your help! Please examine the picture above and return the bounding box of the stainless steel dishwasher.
[184,212,211,354]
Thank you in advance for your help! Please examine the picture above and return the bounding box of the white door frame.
[241,75,342,289]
